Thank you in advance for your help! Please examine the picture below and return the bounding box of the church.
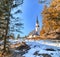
[27,17,40,40]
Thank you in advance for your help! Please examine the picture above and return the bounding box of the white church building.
[27,17,40,39]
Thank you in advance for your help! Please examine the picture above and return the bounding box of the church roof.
[28,30,40,36]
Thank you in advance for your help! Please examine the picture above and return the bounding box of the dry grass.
[0,50,12,57]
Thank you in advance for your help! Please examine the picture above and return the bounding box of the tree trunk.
[4,35,7,52]
[3,19,9,52]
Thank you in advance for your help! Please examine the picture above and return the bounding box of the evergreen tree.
[0,0,23,52]
[9,33,15,39]
[17,34,20,39]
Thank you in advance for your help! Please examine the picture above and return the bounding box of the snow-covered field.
[0,40,60,57]
[25,40,60,47]
[23,40,60,57]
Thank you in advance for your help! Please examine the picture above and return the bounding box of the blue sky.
[19,0,44,37]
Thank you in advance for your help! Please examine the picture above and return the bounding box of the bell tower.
[35,17,40,32]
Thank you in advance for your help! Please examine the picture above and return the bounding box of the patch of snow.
[14,50,20,52]
[23,40,60,57]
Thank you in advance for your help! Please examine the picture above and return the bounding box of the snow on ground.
[25,40,60,47]
[0,39,60,57]
[23,40,60,57]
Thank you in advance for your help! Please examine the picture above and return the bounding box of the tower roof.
[36,17,39,24]
[36,17,39,27]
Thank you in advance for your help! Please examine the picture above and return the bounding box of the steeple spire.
[36,17,38,24]
[36,16,39,27]
[35,16,40,32]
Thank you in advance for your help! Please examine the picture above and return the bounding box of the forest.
[40,0,60,37]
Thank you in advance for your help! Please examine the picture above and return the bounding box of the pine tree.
[9,33,15,39]
[17,34,20,39]
[0,0,23,52]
